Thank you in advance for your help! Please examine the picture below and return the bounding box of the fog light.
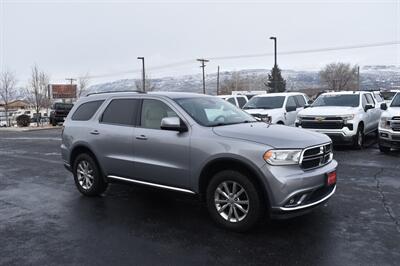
[380,133,389,138]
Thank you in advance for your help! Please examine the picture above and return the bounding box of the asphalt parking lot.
[0,128,399,266]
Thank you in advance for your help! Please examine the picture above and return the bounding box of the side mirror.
[364,104,374,112]
[307,99,313,105]
[160,117,188,132]
[380,103,388,110]
[286,105,296,112]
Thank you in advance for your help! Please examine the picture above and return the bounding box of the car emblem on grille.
[315,117,325,121]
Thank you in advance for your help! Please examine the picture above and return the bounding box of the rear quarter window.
[71,100,104,121]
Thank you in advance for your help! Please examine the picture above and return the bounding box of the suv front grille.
[391,117,400,131]
[301,117,344,129]
[301,143,333,170]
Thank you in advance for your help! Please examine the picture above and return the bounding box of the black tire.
[353,124,364,149]
[379,145,391,153]
[277,121,285,125]
[73,153,108,196]
[206,170,264,232]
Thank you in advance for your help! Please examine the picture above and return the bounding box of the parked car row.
[220,90,399,152]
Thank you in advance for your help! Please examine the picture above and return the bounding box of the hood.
[212,122,331,149]
[298,106,359,117]
[382,107,400,118]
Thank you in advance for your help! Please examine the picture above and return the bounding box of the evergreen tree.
[266,65,286,92]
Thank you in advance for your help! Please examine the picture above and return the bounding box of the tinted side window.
[140,99,178,129]
[295,95,306,107]
[374,93,383,102]
[362,95,368,108]
[365,93,375,105]
[72,100,104,121]
[237,97,247,108]
[101,99,139,126]
[286,96,297,108]
[227,97,236,105]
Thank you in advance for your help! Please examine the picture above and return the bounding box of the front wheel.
[206,170,264,232]
[73,153,108,196]
[353,125,364,149]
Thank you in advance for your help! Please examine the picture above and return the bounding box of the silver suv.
[61,91,337,231]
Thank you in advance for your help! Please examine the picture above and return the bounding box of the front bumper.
[261,159,338,218]
[379,129,400,148]
[296,126,356,144]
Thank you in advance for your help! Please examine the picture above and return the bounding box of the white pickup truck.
[242,92,310,125]
[378,92,400,152]
[296,91,381,149]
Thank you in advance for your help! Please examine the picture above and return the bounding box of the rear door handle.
[136,135,148,140]
[90,130,100,135]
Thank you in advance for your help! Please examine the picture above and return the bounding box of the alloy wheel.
[76,160,94,190]
[214,181,250,223]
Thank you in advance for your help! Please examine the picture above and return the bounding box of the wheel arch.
[198,157,271,208]
[70,144,107,182]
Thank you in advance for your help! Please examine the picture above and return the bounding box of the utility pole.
[216,66,220,95]
[137,57,145,92]
[65,78,77,104]
[197,58,209,94]
[269,36,278,92]
[357,65,360,91]
[65,78,76,85]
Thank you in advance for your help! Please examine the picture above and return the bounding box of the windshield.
[390,93,400,107]
[243,96,285,109]
[381,91,397,101]
[312,94,359,107]
[175,97,257,127]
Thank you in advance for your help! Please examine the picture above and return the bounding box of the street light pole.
[137,57,145,92]
[269,36,277,67]
[269,36,277,91]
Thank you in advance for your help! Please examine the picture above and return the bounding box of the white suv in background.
[217,95,248,108]
[296,91,381,149]
[242,92,310,125]
[378,92,400,152]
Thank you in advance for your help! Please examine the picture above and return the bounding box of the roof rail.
[86,90,146,96]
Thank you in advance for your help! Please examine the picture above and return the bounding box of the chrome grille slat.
[300,143,333,170]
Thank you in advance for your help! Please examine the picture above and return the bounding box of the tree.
[77,73,90,97]
[27,64,50,127]
[0,70,17,126]
[135,75,158,92]
[219,72,247,95]
[319,63,358,91]
[266,65,286,92]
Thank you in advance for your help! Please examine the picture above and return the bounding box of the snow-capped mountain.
[87,65,399,95]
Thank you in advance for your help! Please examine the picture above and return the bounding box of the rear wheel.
[206,170,264,232]
[73,153,108,196]
[353,124,364,149]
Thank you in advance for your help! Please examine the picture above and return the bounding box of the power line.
[72,41,400,80]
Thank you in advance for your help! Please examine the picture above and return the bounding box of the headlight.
[342,114,355,121]
[263,149,302,165]
[380,117,390,129]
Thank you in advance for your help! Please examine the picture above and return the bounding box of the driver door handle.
[90,130,100,135]
[136,135,148,140]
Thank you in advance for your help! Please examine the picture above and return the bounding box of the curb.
[0,126,62,132]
